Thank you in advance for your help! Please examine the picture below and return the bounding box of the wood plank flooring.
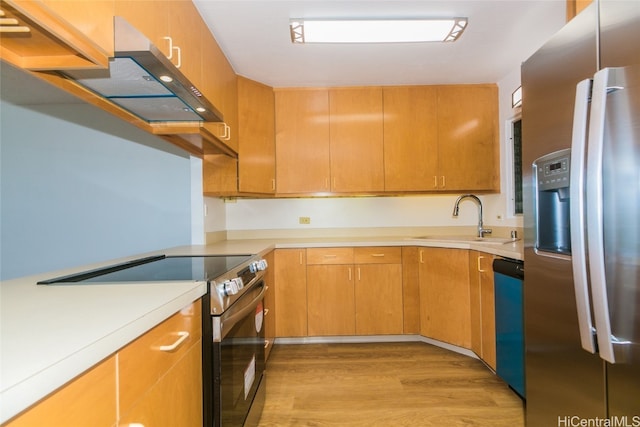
[258,342,524,427]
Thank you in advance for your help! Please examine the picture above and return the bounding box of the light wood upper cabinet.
[168,0,202,88]
[275,88,331,194]
[0,0,113,69]
[274,249,308,337]
[201,24,238,151]
[238,76,276,194]
[114,0,170,57]
[419,247,472,348]
[437,85,499,191]
[383,86,439,191]
[329,87,384,192]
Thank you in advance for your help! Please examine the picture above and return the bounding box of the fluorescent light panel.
[290,18,468,44]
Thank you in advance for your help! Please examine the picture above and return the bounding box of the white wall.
[0,101,197,280]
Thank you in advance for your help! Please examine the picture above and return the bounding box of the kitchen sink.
[409,235,519,245]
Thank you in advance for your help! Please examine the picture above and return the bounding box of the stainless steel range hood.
[63,17,223,123]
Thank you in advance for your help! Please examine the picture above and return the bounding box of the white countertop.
[0,236,521,423]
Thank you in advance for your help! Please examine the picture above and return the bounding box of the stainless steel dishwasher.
[493,257,525,398]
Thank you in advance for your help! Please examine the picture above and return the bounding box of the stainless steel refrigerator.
[522,0,640,425]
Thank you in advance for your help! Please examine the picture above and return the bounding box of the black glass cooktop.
[38,255,253,284]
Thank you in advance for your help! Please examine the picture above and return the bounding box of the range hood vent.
[63,17,223,123]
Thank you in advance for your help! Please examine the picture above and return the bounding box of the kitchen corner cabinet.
[237,76,276,194]
[401,247,422,334]
[263,251,276,360]
[469,251,497,369]
[275,88,331,194]
[329,87,385,193]
[4,300,201,427]
[419,248,472,348]
[274,249,308,337]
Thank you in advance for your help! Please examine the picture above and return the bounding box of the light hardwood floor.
[258,342,524,427]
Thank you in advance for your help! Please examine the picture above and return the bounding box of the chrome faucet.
[452,194,493,238]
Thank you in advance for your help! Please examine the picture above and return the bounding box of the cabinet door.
[4,356,116,427]
[437,85,499,191]
[355,263,403,335]
[419,248,471,348]
[329,87,384,192]
[41,0,114,56]
[263,251,276,360]
[401,247,421,334]
[274,249,308,337]
[168,0,202,87]
[114,0,170,57]
[307,264,355,336]
[119,339,203,427]
[275,89,330,194]
[479,254,496,369]
[238,76,276,193]
[383,86,439,191]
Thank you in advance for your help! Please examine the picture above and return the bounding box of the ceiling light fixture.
[289,18,468,44]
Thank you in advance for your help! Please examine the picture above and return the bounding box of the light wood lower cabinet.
[119,300,202,426]
[4,356,117,427]
[354,247,403,335]
[274,249,308,337]
[263,250,276,360]
[418,247,472,348]
[3,300,202,427]
[469,251,497,369]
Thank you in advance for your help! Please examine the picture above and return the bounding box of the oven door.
[208,280,266,427]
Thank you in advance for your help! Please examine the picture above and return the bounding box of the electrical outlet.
[299,216,311,225]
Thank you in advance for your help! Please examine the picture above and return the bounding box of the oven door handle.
[220,284,266,340]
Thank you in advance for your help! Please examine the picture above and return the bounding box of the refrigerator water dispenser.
[533,149,571,255]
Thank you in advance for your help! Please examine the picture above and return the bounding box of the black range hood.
[63,17,223,123]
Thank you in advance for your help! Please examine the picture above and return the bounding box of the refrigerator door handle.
[585,67,620,364]
[570,78,597,354]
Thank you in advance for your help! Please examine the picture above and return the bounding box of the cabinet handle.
[158,331,189,352]
[349,267,352,281]
[371,253,385,257]
[419,250,424,264]
[221,123,231,141]
[163,36,174,59]
[441,176,446,188]
[323,254,337,258]
[477,256,485,273]
[299,251,303,265]
[173,45,182,68]
[264,308,270,316]
[271,179,276,191]
[433,176,438,189]
[357,267,361,281]
[264,339,270,349]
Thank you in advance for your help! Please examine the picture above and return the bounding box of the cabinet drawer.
[354,247,402,264]
[306,247,354,265]
[118,299,202,414]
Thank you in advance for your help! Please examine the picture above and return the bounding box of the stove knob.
[219,280,239,296]
[257,259,268,270]
[233,277,244,289]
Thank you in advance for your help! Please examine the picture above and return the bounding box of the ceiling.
[193,0,567,88]
[0,1,567,106]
